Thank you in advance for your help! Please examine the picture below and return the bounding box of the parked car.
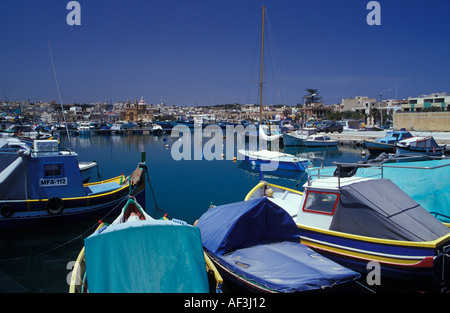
[316,121,343,133]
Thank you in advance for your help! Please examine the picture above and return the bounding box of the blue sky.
[0,0,449,106]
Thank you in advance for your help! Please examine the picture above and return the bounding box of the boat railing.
[306,154,450,189]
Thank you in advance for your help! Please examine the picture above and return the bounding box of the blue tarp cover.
[84,220,209,293]
[197,198,360,292]
[197,197,300,256]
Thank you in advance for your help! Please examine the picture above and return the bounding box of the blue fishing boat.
[245,166,450,290]
[363,130,413,154]
[196,197,361,293]
[69,197,223,293]
[0,138,146,229]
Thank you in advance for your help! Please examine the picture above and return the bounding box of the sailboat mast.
[259,6,265,124]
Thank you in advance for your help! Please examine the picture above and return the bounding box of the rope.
[0,195,128,263]
[139,163,167,217]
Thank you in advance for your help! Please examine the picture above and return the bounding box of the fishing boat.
[77,122,92,136]
[151,124,163,135]
[284,128,338,147]
[196,197,361,293]
[363,130,413,154]
[69,197,223,293]
[244,164,450,290]
[395,136,446,157]
[0,138,146,229]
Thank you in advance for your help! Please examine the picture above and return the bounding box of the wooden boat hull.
[395,146,446,157]
[298,224,450,287]
[0,175,145,230]
[239,150,310,172]
[363,139,395,154]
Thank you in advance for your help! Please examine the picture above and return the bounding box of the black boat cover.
[329,179,450,241]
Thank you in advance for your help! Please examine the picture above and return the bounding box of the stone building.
[123,97,156,122]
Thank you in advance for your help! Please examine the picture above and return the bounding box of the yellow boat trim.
[203,252,223,290]
[69,222,104,293]
[25,175,130,203]
[301,238,427,266]
[69,246,85,293]
[298,223,450,249]
[244,181,303,201]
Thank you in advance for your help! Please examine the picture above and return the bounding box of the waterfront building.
[403,92,450,112]
[123,97,157,122]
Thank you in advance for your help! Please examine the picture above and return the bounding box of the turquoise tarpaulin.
[84,220,209,293]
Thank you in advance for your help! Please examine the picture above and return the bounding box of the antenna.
[48,40,72,151]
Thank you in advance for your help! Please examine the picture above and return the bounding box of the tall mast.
[259,6,265,124]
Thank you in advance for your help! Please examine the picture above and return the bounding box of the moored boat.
[77,122,92,135]
[196,197,361,293]
[0,138,147,229]
[284,128,338,147]
[396,136,446,157]
[69,197,223,293]
[244,165,450,290]
[237,149,311,172]
[363,130,413,154]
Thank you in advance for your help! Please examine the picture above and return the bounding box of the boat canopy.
[197,198,300,256]
[197,198,360,292]
[84,220,209,293]
[329,179,450,241]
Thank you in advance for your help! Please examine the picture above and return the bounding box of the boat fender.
[265,188,274,197]
[1,204,14,218]
[46,197,64,215]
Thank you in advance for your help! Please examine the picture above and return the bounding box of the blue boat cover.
[197,198,360,292]
[197,198,300,256]
[84,220,209,293]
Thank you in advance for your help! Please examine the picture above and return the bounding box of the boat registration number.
[39,177,68,187]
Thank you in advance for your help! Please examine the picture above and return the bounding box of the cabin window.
[302,191,339,215]
[43,163,63,177]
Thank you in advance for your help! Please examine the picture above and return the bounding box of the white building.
[403,92,450,112]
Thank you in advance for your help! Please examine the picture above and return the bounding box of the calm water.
[0,133,367,293]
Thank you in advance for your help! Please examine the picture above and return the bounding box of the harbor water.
[0,133,375,293]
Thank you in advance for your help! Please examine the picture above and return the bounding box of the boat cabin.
[378,130,412,144]
[293,176,373,230]
[251,173,449,241]
[0,140,87,201]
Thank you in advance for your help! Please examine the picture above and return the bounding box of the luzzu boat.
[245,164,450,290]
[0,138,146,230]
[69,197,223,293]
